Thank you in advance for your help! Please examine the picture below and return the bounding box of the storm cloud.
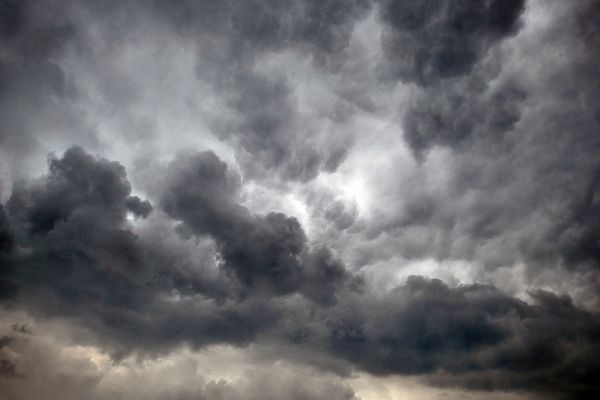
[1,0,599,399]
[377,0,525,84]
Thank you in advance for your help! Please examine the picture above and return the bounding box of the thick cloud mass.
[377,0,525,84]
[8,147,138,233]
[162,150,356,303]
[1,1,600,400]
[1,147,599,399]
[322,278,600,399]
[0,149,286,354]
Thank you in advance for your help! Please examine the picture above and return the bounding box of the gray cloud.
[0,205,13,253]
[0,205,16,301]
[154,0,372,182]
[376,0,525,85]
[162,150,358,304]
[0,0,99,182]
[403,73,526,157]
[0,148,598,399]
[292,277,600,400]
[0,148,265,355]
[1,1,600,399]
[211,71,342,182]
[347,0,600,306]
[0,326,359,400]
[155,0,372,63]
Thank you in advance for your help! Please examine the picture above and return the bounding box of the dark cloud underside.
[0,1,599,400]
[0,147,598,399]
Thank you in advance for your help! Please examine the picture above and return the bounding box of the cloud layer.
[1,0,599,399]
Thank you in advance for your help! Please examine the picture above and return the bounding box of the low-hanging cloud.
[1,148,599,399]
[1,0,599,399]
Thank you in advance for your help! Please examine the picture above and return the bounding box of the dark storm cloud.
[4,148,600,394]
[376,0,526,85]
[0,205,13,253]
[2,146,158,310]
[0,205,17,301]
[0,147,352,356]
[0,148,266,355]
[162,150,357,304]
[7,147,139,234]
[0,148,598,399]
[428,291,600,400]
[124,196,153,219]
[311,277,600,400]
[1,1,600,399]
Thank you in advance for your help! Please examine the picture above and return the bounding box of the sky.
[0,0,599,399]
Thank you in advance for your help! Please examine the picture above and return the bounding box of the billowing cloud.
[0,0,599,399]
[376,0,525,84]
[321,277,600,399]
[161,150,358,303]
[1,148,599,399]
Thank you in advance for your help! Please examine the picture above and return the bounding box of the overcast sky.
[1,1,599,399]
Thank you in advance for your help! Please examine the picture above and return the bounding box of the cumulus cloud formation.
[1,0,599,399]
[161,150,357,303]
[377,0,525,84]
